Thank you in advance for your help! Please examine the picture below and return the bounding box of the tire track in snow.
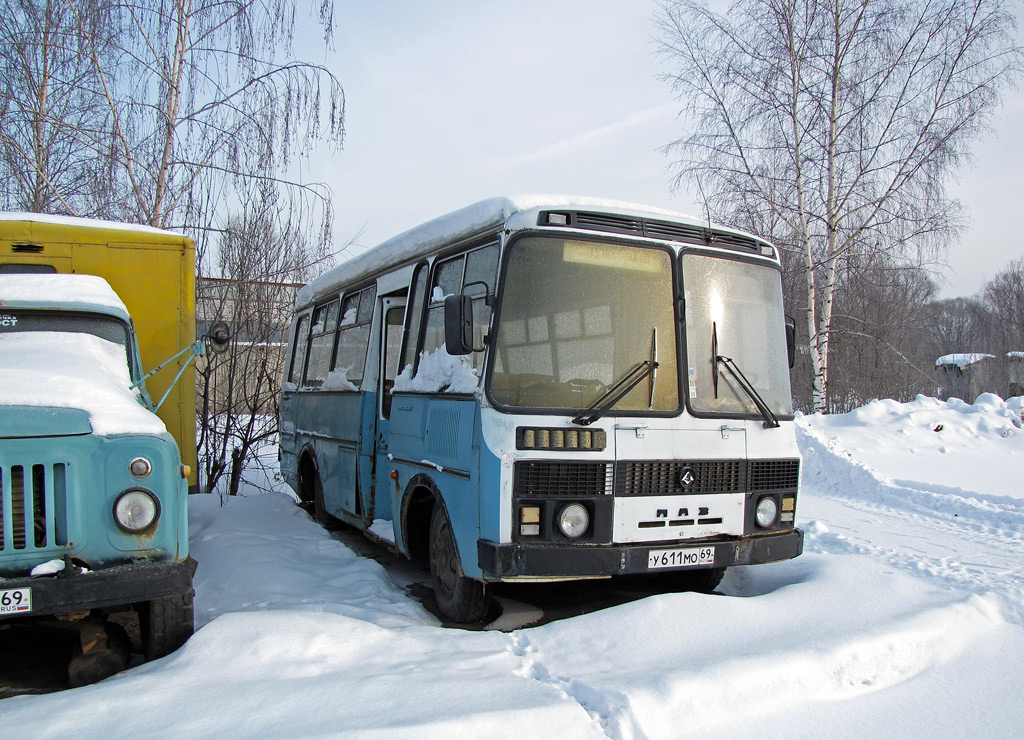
[509,632,640,740]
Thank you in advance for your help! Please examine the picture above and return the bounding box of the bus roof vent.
[12,244,45,253]
[572,211,643,236]
[641,219,708,246]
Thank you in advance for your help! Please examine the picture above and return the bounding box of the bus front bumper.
[0,559,194,621]
[477,528,803,579]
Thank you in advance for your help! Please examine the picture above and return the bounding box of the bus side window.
[381,307,404,418]
[332,285,377,388]
[421,242,498,366]
[287,314,310,385]
[423,255,465,356]
[464,243,498,370]
[303,299,340,387]
[400,262,430,376]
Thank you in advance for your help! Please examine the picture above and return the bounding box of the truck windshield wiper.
[715,355,780,429]
[572,360,659,426]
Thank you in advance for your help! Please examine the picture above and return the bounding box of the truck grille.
[1,463,69,552]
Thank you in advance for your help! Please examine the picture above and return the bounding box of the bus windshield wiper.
[715,355,780,429]
[572,360,659,426]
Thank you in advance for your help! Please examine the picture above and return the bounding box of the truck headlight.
[558,503,589,538]
[114,489,160,533]
[755,496,779,528]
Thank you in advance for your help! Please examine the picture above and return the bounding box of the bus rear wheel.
[429,506,490,623]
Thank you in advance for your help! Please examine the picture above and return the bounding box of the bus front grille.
[749,459,800,491]
[0,463,70,553]
[615,460,745,495]
[514,461,613,497]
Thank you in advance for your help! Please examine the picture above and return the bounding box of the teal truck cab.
[0,274,193,685]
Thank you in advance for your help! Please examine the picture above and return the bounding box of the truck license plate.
[0,587,32,615]
[647,546,715,570]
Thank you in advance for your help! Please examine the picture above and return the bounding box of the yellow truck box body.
[0,214,197,486]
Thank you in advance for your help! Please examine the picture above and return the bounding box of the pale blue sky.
[298,0,1023,299]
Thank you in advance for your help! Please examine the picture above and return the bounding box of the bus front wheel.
[429,506,490,623]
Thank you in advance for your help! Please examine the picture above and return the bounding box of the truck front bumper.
[0,559,194,620]
[478,528,803,579]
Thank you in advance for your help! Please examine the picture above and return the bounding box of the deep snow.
[2,395,1023,738]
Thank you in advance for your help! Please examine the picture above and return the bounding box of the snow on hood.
[0,331,165,436]
[0,273,130,316]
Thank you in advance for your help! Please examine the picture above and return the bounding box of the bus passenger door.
[367,297,406,543]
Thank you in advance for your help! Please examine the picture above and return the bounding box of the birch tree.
[658,0,1022,412]
[0,0,119,214]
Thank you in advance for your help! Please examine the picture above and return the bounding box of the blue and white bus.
[279,196,803,622]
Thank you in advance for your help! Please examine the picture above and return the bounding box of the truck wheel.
[68,620,130,687]
[429,506,490,623]
[141,590,195,661]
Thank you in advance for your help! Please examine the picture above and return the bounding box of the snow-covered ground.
[2,395,1023,739]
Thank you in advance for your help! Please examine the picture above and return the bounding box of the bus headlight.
[558,503,589,538]
[755,496,778,528]
[114,489,160,533]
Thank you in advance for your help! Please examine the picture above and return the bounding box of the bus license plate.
[648,546,715,570]
[0,587,32,615]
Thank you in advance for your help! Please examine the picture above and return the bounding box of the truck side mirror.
[207,320,231,354]
[785,315,796,369]
[444,295,473,355]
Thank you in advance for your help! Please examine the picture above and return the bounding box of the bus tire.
[140,590,195,661]
[429,506,490,623]
[312,473,330,525]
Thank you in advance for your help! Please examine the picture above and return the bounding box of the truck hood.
[0,331,166,437]
[0,405,93,438]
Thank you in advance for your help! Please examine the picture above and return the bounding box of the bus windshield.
[682,254,792,417]
[489,236,679,413]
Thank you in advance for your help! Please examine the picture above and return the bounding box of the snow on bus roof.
[0,210,185,238]
[0,273,130,317]
[296,195,717,308]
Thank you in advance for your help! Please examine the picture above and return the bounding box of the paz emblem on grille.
[678,466,695,488]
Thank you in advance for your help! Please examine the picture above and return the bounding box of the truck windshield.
[0,311,132,373]
[682,254,792,417]
[489,236,679,413]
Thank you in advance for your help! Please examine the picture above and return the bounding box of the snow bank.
[3,394,1024,739]
[0,332,164,436]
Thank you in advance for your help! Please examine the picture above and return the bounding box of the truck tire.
[429,506,490,623]
[141,590,195,661]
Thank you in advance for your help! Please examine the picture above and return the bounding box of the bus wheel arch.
[399,475,491,623]
[399,474,441,562]
[297,446,327,522]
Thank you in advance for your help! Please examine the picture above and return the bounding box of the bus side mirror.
[444,295,473,355]
[785,315,796,369]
